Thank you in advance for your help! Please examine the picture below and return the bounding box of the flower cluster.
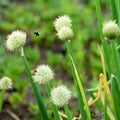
[51,85,71,107]
[0,76,13,90]
[6,30,26,51]
[33,65,54,84]
[102,20,120,40]
[54,15,73,40]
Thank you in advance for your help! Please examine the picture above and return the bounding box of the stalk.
[0,89,5,114]
[21,47,49,120]
[66,40,87,120]
[46,83,60,120]
[110,0,118,22]
[66,40,92,120]
[95,0,113,76]
[111,41,120,88]
[115,0,120,25]
[64,103,72,120]
[99,46,117,119]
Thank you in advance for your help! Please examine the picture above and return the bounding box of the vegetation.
[0,0,120,120]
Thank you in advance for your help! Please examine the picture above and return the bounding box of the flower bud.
[54,15,72,32]
[0,76,13,90]
[33,65,54,84]
[51,85,71,107]
[102,20,120,39]
[6,30,26,51]
[57,26,73,40]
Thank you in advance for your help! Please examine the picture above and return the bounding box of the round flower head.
[57,26,73,40]
[102,20,120,40]
[6,30,26,51]
[33,65,54,84]
[51,85,71,107]
[0,76,12,90]
[54,15,72,31]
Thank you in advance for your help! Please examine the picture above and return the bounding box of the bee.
[32,69,37,75]
[34,31,40,36]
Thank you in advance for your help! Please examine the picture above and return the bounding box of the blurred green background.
[0,0,111,119]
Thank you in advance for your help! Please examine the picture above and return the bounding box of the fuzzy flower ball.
[54,15,72,32]
[102,20,120,39]
[0,76,13,90]
[58,26,73,40]
[51,85,71,107]
[6,30,26,51]
[33,65,54,84]
[57,26,73,40]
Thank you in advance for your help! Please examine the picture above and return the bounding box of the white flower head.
[6,30,26,51]
[51,85,71,107]
[54,15,72,32]
[57,26,73,40]
[102,20,120,40]
[33,65,54,84]
[0,76,13,90]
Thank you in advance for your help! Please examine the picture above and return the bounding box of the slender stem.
[111,74,120,120]
[111,41,120,88]
[115,0,120,25]
[110,0,120,46]
[99,44,117,119]
[66,40,91,120]
[21,48,49,120]
[95,0,104,41]
[95,0,113,76]
[66,41,87,120]
[46,83,60,120]
[110,0,118,22]
[64,104,72,120]
[0,89,5,114]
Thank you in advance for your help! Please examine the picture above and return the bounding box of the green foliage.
[1,0,118,119]
[28,102,39,115]
[0,0,102,83]
[9,92,25,108]
[47,51,63,68]
[25,46,41,64]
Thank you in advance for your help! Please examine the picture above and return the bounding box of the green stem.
[95,0,104,41]
[21,48,49,120]
[110,0,118,22]
[95,0,113,76]
[111,74,120,120]
[110,0,120,46]
[66,40,91,120]
[111,41,120,89]
[46,83,60,120]
[115,0,120,25]
[64,104,72,120]
[0,89,5,114]
[66,40,87,120]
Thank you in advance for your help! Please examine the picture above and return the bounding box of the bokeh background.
[0,0,111,119]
